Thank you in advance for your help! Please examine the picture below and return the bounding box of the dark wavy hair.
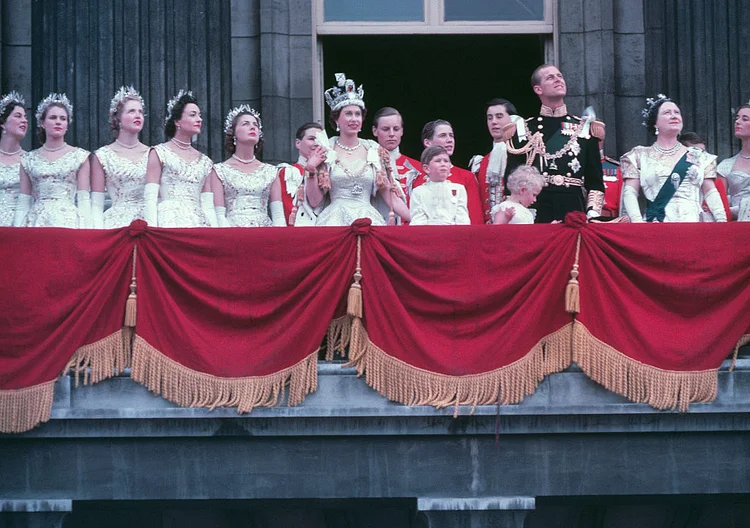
[485,98,518,117]
[164,92,199,139]
[0,103,24,130]
[225,111,264,155]
[644,97,676,137]
[36,103,69,144]
[420,119,452,144]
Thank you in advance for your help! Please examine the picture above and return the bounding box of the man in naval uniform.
[469,98,518,223]
[371,107,422,210]
[504,65,605,223]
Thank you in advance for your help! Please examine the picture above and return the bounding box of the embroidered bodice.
[22,148,89,203]
[0,160,21,226]
[153,143,213,205]
[621,145,716,222]
[214,161,277,227]
[95,145,148,228]
[21,147,89,228]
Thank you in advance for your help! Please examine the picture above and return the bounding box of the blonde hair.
[507,165,544,195]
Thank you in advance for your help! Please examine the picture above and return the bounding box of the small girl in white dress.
[491,165,544,224]
[409,145,469,226]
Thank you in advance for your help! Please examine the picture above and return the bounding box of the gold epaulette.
[591,120,605,140]
[501,122,518,143]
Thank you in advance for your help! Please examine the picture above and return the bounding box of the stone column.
[259,0,314,164]
[1,0,32,151]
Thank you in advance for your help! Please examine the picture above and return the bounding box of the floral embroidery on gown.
[620,145,716,222]
[0,160,21,226]
[152,143,213,227]
[314,138,397,227]
[95,145,148,228]
[21,147,89,228]
[718,154,750,221]
[214,162,277,227]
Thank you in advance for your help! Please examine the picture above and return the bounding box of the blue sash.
[645,152,692,222]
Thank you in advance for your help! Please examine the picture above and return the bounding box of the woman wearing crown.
[0,91,28,226]
[305,73,410,226]
[210,105,285,227]
[89,86,149,228]
[718,101,750,221]
[14,93,92,228]
[620,94,726,223]
[144,90,216,227]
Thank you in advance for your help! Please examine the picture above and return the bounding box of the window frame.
[311,0,558,122]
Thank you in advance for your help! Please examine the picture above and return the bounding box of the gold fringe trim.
[0,380,56,434]
[131,335,318,411]
[63,327,133,387]
[347,322,573,415]
[572,321,717,412]
[325,315,352,361]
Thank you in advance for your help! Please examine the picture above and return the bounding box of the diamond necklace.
[653,142,681,155]
[171,137,192,150]
[336,139,361,152]
[232,154,256,164]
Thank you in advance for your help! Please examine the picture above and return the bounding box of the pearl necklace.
[232,154,256,164]
[43,143,67,152]
[740,152,750,160]
[336,139,361,152]
[0,146,21,156]
[170,137,192,150]
[653,142,681,155]
[115,139,140,149]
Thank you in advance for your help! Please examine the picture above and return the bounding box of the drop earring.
[336,124,340,132]
[654,126,659,136]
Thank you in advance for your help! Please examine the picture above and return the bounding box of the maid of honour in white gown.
[14,93,92,228]
[90,86,149,228]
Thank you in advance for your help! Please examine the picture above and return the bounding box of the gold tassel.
[347,236,363,319]
[289,184,305,225]
[730,334,750,372]
[317,165,331,191]
[566,234,582,315]
[124,244,138,327]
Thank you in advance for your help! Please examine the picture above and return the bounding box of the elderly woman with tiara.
[209,105,286,227]
[14,93,92,228]
[89,86,149,228]
[0,91,28,226]
[620,94,726,222]
[305,73,409,226]
[144,89,217,227]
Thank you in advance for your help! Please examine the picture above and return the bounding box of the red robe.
[476,155,491,223]
[601,156,623,217]
[414,166,484,225]
[278,162,304,226]
[391,153,422,206]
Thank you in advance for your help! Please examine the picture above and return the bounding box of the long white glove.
[216,205,230,227]
[13,193,31,227]
[143,183,159,226]
[76,190,93,228]
[270,200,286,227]
[621,185,643,222]
[91,191,106,229]
[704,188,727,222]
[200,191,218,227]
